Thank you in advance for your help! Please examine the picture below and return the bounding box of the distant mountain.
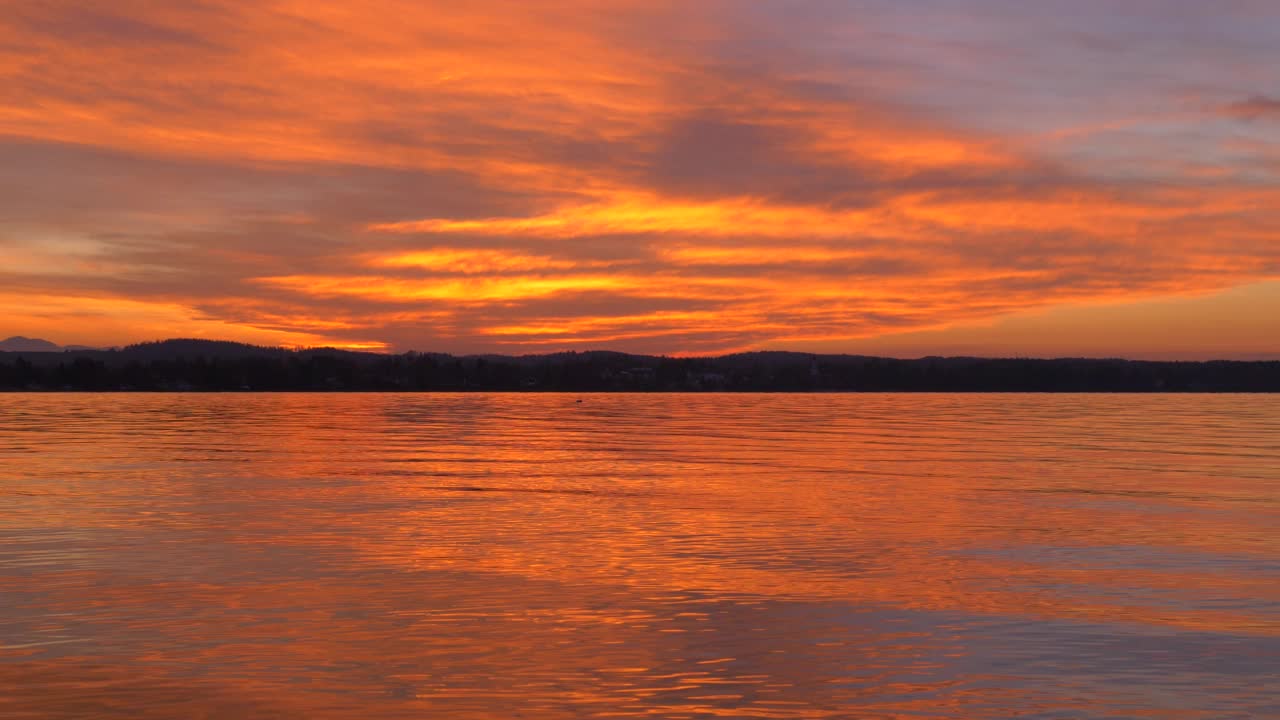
[0,336,62,352]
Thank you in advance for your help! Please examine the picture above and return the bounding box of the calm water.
[1,394,1277,719]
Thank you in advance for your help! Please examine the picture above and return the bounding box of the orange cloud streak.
[368,192,890,239]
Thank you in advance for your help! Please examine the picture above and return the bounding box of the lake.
[1,393,1277,718]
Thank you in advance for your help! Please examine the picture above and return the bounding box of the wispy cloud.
[1221,95,1280,121]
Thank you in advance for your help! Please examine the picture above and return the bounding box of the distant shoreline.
[2,389,1277,394]
[2,339,1277,393]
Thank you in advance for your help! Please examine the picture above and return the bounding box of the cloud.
[1221,96,1280,121]
[1,1,1278,355]
[370,248,613,274]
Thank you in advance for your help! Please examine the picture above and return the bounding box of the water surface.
[1,393,1277,718]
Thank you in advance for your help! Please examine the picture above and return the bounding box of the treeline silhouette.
[1,339,1277,392]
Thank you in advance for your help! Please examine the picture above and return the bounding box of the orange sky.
[2,1,1278,357]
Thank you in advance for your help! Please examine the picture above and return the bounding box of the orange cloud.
[369,248,616,274]
[2,1,1278,355]
[256,274,644,304]
[370,193,889,239]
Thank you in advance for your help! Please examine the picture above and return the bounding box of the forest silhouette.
[2,340,1277,392]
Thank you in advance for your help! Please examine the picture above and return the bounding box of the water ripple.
[1,393,1277,718]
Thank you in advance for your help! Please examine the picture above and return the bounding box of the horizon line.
[3,336,1279,364]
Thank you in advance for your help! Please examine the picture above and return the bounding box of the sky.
[2,0,1278,357]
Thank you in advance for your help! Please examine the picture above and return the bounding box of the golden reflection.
[1,393,1276,719]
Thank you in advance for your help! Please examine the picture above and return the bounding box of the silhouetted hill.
[0,336,62,352]
[1,338,1277,391]
[122,339,303,359]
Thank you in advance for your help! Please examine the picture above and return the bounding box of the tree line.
[1,339,1277,392]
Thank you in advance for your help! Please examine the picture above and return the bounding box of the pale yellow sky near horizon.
[789,281,1280,360]
[5,281,1277,360]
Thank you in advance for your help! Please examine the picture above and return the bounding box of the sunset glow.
[4,1,1279,355]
